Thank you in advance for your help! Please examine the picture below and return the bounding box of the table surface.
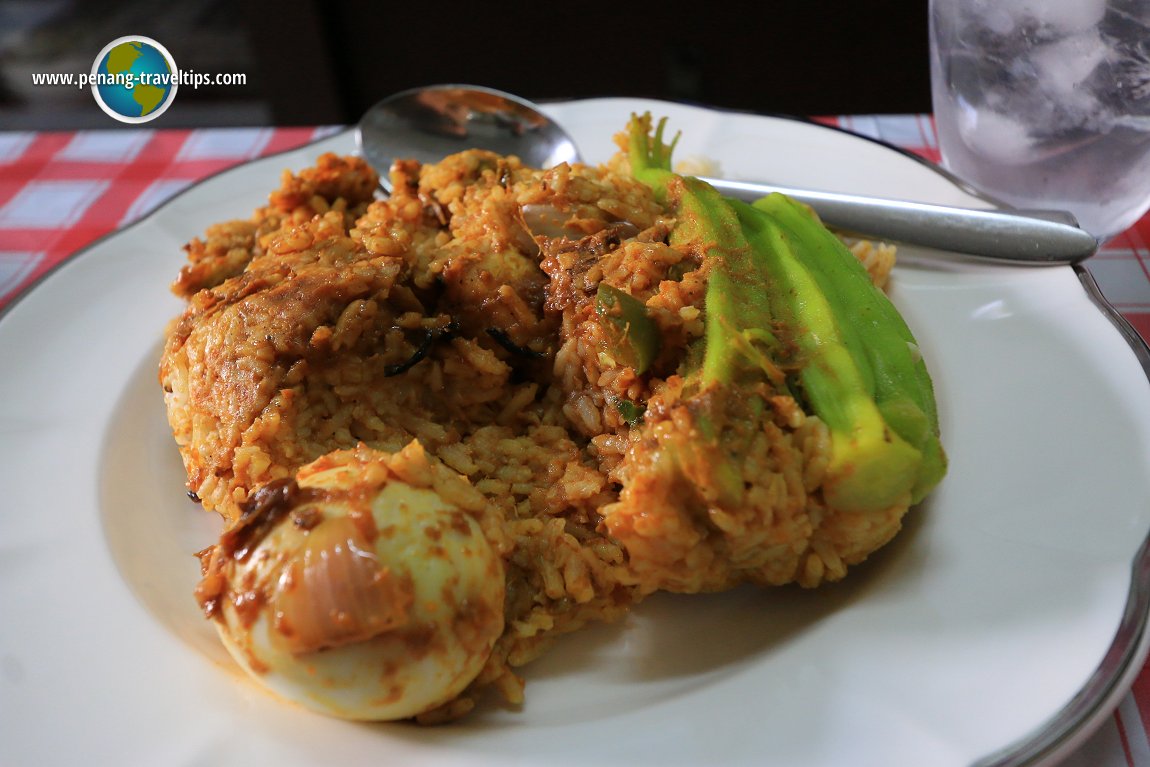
[2,116,1150,767]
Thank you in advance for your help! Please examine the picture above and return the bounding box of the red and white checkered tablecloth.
[2,117,1150,766]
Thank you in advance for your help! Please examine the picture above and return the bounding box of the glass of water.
[929,0,1150,242]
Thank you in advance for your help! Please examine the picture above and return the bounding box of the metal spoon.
[357,84,580,190]
[356,84,1098,265]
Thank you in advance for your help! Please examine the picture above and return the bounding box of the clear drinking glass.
[929,0,1150,242]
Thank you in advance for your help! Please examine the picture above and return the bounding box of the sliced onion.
[270,515,413,655]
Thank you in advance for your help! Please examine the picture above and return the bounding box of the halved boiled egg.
[195,443,505,721]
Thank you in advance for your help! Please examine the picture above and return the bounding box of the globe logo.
[90,36,178,123]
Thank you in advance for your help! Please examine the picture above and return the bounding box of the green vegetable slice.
[595,283,662,374]
[624,112,946,513]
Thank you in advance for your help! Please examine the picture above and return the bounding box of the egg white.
[215,464,505,720]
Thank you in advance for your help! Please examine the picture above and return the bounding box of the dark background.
[0,0,932,129]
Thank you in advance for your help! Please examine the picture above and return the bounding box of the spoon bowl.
[356,84,1097,264]
[356,84,580,193]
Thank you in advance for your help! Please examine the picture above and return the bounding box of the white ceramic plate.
[3,98,1150,767]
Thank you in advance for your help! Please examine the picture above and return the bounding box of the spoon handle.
[702,178,1098,265]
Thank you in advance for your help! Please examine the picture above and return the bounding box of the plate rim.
[972,267,1150,767]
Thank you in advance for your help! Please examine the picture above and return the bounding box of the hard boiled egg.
[197,444,505,721]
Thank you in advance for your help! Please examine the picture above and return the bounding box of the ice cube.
[1032,29,1108,89]
[977,3,1016,35]
[978,0,1107,36]
[1043,0,1107,33]
[1030,28,1109,121]
[958,106,1042,165]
